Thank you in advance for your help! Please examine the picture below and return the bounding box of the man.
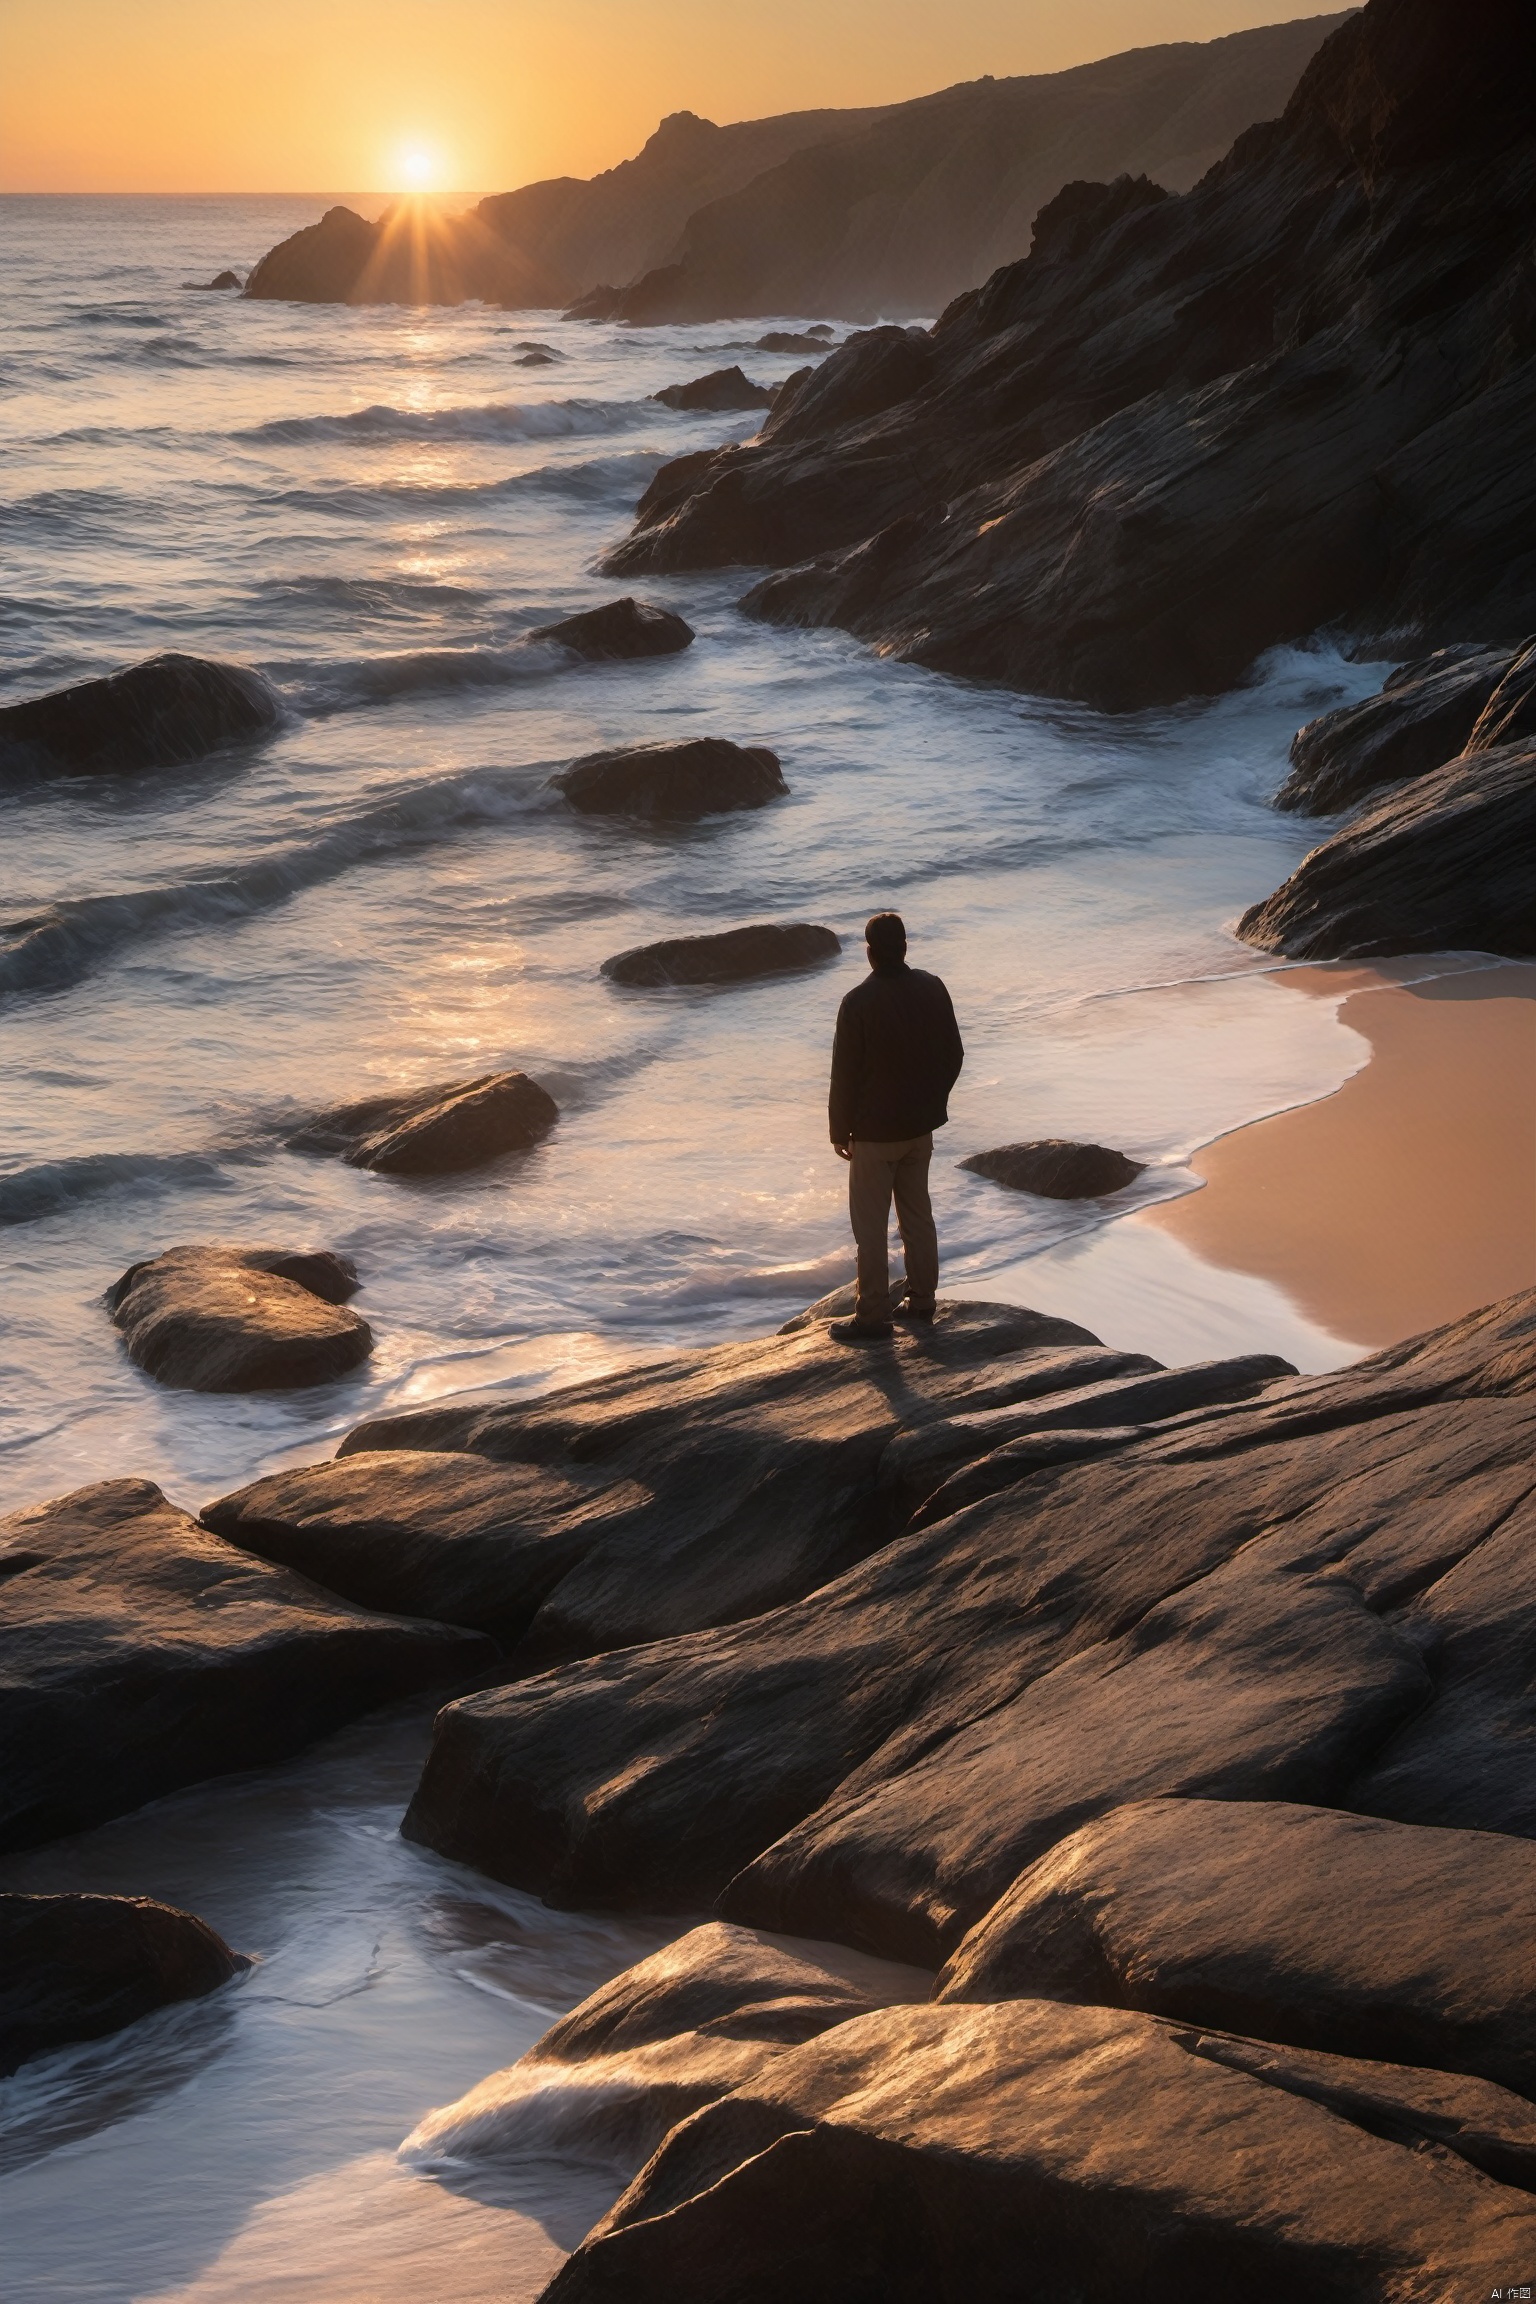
[827,911,964,1342]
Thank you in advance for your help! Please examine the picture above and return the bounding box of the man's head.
[865,912,907,967]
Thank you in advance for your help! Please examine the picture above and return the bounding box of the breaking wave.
[0,1148,236,1228]
[238,396,652,446]
[0,764,555,999]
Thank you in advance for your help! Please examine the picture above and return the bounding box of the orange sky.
[0,0,1338,193]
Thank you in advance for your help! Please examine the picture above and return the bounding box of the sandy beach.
[1142,961,1536,1349]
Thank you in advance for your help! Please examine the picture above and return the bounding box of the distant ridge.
[244,14,1347,319]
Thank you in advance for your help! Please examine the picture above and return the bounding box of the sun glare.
[394,143,440,192]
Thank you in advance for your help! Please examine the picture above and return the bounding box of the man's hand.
[833,1138,852,1162]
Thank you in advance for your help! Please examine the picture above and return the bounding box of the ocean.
[0,192,1410,2299]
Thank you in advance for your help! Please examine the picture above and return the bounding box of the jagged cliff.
[608,0,1536,710]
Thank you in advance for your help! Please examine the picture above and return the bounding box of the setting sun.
[393,141,442,190]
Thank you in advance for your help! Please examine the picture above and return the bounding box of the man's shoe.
[896,1301,936,1323]
[828,1317,895,1343]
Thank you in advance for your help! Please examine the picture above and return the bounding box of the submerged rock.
[0,1478,494,1851]
[0,1892,246,2074]
[106,1244,372,1392]
[755,330,834,354]
[960,1139,1144,1197]
[652,366,773,412]
[516,351,557,367]
[397,1291,1536,1946]
[601,921,840,986]
[528,598,694,660]
[0,654,278,777]
[937,1797,1536,2099]
[1277,645,1511,814]
[187,270,243,291]
[552,737,787,820]
[287,1071,559,1174]
[1238,738,1536,959]
[542,1997,1536,2302]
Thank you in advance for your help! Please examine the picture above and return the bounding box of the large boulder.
[528,599,694,660]
[541,1999,1536,2301]
[551,738,787,821]
[1275,644,1511,813]
[214,1302,1114,1667]
[960,1139,1144,1197]
[601,922,840,987]
[202,1451,655,1648]
[725,1546,1428,1966]
[402,1920,928,2182]
[0,1478,494,1851]
[938,1798,1536,2098]
[652,367,772,412]
[1237,738,1536,958]
[286,1071,559,1175]
[0,654,277,777]
[396,1292,1536,1942]
[106,1244,372,1392]
[0,1892,246,2074]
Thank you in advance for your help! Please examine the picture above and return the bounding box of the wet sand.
[1141,963,1536,1349]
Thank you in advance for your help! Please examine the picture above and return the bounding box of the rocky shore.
[6,1269,1534,2290]
[607,0,1535,719]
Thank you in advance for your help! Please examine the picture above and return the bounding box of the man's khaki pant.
[849,1133,938,1323]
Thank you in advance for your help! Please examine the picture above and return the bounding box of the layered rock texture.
[106,1244,372,1392]
[0,654,277,777]
[1238,737,1536,958]
[0,1478,493,1850]
[601,922,840,987]
[381,1290,1533,1953]
[0,1892,246,2073]
[287,1072,559,1175]
[1242,633,1536,958]
[243,22,1339,318]
[551,738,787,821]
[205,1301,1116,1665]
[537,1997,1536,2300]
[608,0,1536,711]
[1277,644,1516,815]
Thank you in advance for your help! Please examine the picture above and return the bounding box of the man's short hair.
[865,911,907,960]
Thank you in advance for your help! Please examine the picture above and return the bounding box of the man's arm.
[829,996,860,1149]
[939,981,964,1090]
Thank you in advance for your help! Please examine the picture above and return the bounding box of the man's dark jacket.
[829,961,964,1144]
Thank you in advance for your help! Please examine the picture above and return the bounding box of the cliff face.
[594,16,1349,324]
[608,0,1536,710]
[242,16,1338,317]
[475,104,897,307]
